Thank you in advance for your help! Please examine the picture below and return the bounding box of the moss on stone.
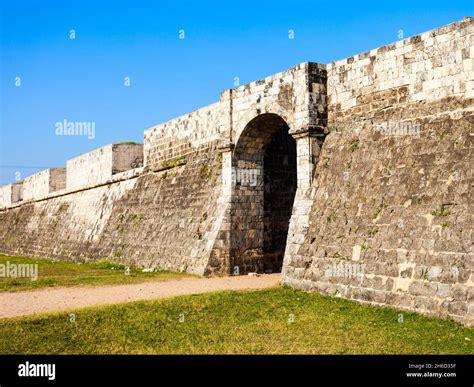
[199,165,210,179]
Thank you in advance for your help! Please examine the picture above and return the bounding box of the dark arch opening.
[231,113,297,274]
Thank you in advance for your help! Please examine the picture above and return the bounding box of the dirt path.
[0,274,281,319]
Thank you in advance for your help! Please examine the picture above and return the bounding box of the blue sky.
[0,0,472,185]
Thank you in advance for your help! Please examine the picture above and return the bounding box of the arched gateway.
[230,113,297,274]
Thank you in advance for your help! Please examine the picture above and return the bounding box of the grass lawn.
[0,286,472,354]
[0,255,191,292]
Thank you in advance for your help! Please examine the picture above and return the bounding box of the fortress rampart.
[0,17,472,325]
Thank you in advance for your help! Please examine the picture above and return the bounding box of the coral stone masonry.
[0,17,472,325]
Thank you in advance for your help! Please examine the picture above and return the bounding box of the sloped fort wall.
[282,17,473,325]
[0,17,471,325]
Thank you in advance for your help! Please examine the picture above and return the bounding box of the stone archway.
[230,113,297,274]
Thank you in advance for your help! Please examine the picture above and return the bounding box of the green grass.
[0,287,471,354]
[115,141,140,145]
[431,205,451,217]
[349,140,359,152]
[0,255,191,292]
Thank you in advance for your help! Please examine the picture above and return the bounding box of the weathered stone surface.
[0,183,22,209]
[282,17,474,326]
[66,143,143,191]
[23,168,66,201]
[0,146,224,275]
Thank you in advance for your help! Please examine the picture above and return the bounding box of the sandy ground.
[0,274,281,319]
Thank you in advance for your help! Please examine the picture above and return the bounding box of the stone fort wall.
[0,17,471,324]
[282,17,473,325]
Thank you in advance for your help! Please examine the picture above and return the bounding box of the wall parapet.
[143,61,327,171]
[66,143,143,192]
[0,183,23,209]
[0,143,144,210]
[23,168,66,202]
[0,166,144,211]
[144,101,230,170]
[327,16,473,113]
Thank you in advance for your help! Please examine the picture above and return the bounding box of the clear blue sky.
[0,0,472,185]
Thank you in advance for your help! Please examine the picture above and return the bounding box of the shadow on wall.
[231,113,297,274]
